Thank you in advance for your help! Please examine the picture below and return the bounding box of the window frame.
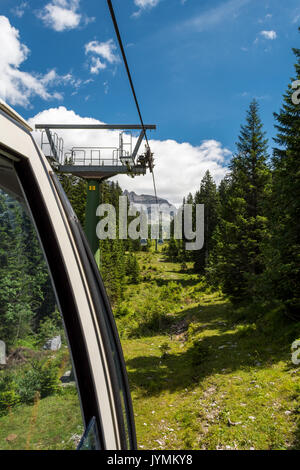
[0,107,136,450]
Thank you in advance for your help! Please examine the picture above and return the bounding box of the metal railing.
[41,130,137,168]
[63,147,135,167]
[41,131,64,162]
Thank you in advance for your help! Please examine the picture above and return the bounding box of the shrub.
[142,298,167,332]
[117,312,140,339]
[189,340,209,366]
[15,337,38,350]
[116,296,170,338]
[160,282,183,302]
[236,323,257,337]
[114,303,134,318]
[0,390,20,412]
[159,341,171,358]
[37,309,64,346]
[16,367,41,404]
[181,262,188,271]
[186,322,202,339]
[0,375,20,414]
[16,359,60,404]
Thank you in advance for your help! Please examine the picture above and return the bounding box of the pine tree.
[166,195,185,262]
[166,237,179,262]
[58,171,87,226]
[175,194,192,263]
[99,181,127,304]
[0,191,51,345]
[100,238,126,304]
[208,100,271,302]
[264,30,300,318]
[21,208,56,326]
[126,252,140,284]
[193,170,219,273]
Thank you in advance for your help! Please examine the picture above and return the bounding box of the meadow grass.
[0,252,298,450]
[120,253,300,450]
[0,388,83,450]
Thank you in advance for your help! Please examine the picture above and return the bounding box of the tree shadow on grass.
[154,277,200,288]
[161,266,198,276]
[125,301,292,398]
[127,301,232,339]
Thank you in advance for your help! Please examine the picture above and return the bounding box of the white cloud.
[133,0,160,18]
[103,81,109,94]
[180,0,249,32]
[238,91,270,101]
[40,70,84,90]
[258,13,272,24]
[90,57,106,74]
[85,40,119,64]
[293,14,300,23]
[12,1,28,18]
[291,7,300,24]
[37,0,82,32]
[135,0,157,4]
[85,39,119,74]
[260,30,277,40]
[0,16,67,107]
[29,107,229,206]
[134,0,160,8]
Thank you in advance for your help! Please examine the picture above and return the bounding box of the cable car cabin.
[0,100,136,450]
[140,238,148,247]
[158,239,164,246]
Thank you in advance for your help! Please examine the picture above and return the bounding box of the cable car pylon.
[36,0,159,263]
[35,123,156,263]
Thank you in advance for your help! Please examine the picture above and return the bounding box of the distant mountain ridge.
[123,190,172,207]
[123,190,177,220]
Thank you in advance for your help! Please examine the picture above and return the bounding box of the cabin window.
[0,168,84,450]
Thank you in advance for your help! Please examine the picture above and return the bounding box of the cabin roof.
[0,99,33,132]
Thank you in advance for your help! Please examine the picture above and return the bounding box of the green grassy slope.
[0,253,298,450]
[120,253,300,450]
[0,390,83,450]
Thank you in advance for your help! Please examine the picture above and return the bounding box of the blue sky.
[0,0,299,203]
